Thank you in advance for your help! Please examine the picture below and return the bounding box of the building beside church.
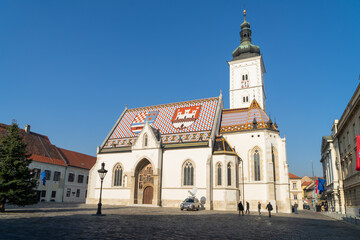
[0,123,96,203]
[87,11,291,213]
[321,83,360,217]
[289,173,303,210]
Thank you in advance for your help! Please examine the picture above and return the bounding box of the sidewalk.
[321,211,360,226]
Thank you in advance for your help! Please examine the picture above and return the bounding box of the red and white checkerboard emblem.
[172,106,201,129]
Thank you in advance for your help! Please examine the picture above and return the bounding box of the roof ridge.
[127,96,219,112]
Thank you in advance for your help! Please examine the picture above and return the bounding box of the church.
[86,11,291,213]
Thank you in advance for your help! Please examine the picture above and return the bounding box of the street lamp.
[96,162,108,216]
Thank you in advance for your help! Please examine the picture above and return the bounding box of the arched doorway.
[134,159,154,204]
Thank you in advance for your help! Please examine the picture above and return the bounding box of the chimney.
[25,124,31,133]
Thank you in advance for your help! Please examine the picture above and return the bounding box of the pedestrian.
[258,201,261,216]
[266,202,273,218]
[238,201,244,216]
[294,202,298,214]
[246,201,250,215]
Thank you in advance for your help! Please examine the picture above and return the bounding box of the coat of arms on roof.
[172,106,201,129]
[131,111,159,134]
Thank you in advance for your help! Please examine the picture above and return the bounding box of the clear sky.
[1,0,359,177]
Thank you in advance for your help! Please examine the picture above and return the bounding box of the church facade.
[86,12,291,213]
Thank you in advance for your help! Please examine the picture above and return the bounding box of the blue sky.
[1,0,359,177]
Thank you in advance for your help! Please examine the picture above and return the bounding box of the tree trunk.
[0,202,5,212]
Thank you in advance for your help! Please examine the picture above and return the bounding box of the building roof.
[57,148,96,170]
[0,123,66,166]
[301,181,312,187]
[220,99,277,133]
[289,173,301,179]
[213,136,239,157]
[103,96,220,149]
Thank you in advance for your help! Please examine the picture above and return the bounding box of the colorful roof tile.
[220,99,276,133]
[57,148,96,170]
[103,97,220,148]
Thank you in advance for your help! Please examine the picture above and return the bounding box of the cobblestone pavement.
[1,203,359,240]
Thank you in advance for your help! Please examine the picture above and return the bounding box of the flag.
[317,178,325,194]
[356,136,360,171]
[315,179,319,194]
[40,170,46,186]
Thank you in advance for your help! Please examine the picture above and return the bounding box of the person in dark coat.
[266,202,273,218]
[238,201,244,216]
[258,201,261,216]
[246,201,250,215]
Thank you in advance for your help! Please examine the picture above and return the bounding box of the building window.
[183,160,194,186]
[227,163,232,186]
[293,183,297,189]
[45,170,51,180]
[113,164,123,186]
[53,171,61,181]
[353,124,357,139]
[66,188,71,197]
[243,96,249,103]
[294,194,297,200]
[242,74,248,80]
[41,190,46,198]
[51,191,56,198]
[33,168,41,179]
[76,189,80,198]
[347,131,350,146]
[86,176,89,184]
[144,134,148,147]
[217,163,222,186]
[78,175,84,183]
[68,173,74,182]
[254,150,261,181]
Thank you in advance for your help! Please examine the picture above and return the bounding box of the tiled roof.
[289,173,301,179]
[220,99,276,133]
[57,148,96,170]
[0,123,66,166]
[104,97,219,148]
[302,181,312,187]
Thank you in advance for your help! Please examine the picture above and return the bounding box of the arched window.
[113,164,123,186]
[217,163,222,186]
[227,163,232,186]
[144,134,148,147]
[254,150,260,181]
[183,160,194,186]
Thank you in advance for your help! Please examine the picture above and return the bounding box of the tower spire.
[231,10,260,60]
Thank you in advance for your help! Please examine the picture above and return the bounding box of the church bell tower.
[229,10,266,111]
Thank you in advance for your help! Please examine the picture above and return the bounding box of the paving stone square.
[0,203,359,240]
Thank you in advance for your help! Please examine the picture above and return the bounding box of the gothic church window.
[183,160,194,186]
[217,163,222,186]
[227,163,232,186]
[113,164,123,186]
[254,150,261,181]
[144,134,148,147]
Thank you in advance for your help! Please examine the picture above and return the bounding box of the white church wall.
[161,147,212,208]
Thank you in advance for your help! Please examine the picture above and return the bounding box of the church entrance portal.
[134,159,154,204]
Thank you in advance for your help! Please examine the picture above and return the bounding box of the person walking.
[294,202,298,214]
[238,201,244,216]
[258,201,261,216]
[266,202,273,218]
[246,201,250,215]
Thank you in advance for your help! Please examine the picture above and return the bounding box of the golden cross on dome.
[243,10,246,21]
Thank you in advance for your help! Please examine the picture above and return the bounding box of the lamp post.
[96,162,108,216]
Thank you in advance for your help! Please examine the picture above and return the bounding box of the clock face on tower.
[241,80,249,88]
